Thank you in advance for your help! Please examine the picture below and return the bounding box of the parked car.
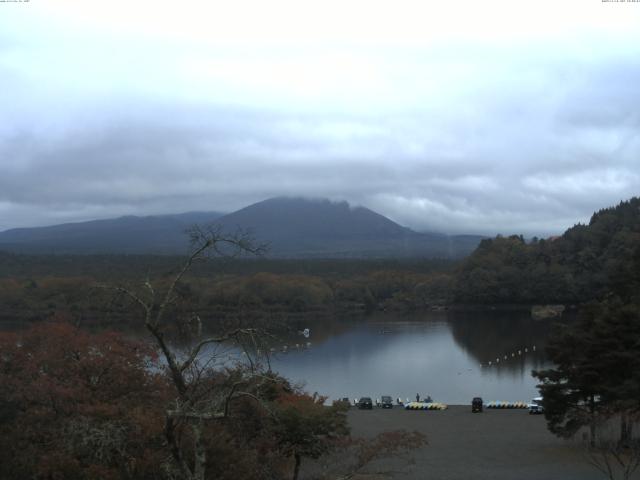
[472,397,483,413]
[528,396,544,414]
[358,397,373,410]
[380,395,393,409]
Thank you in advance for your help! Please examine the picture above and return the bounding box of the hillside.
[0,197,483,258]
[453,197,640,304]
[0,212,223,255]
[214,197,481,258]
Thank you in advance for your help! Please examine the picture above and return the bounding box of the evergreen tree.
[534,298,640,445]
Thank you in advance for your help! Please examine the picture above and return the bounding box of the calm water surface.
[1,309,553,405]
[267,310,553,405]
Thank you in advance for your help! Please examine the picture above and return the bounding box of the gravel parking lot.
[346,405,618,480]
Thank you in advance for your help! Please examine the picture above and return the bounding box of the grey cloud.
[1,23,640,236]
[1,95,638,236]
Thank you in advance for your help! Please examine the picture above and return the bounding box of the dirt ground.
[343,405,635,480]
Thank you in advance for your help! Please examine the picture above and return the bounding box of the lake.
[2,308,554,405]
[265,310,553,405]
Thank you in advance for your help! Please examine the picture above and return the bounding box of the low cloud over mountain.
[0,197,483,258]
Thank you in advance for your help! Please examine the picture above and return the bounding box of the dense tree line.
[454,197,640,305]
[0,269,455,327]
[0,252,451,281]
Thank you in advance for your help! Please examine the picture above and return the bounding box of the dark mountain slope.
[0,212,223,254]
[219,197,412,240]
[0,198,483,258]
[215,197,481,258]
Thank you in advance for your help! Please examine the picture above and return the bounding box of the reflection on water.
[449,309,550,371]
[268,311,553,405]
[2,309,554,406]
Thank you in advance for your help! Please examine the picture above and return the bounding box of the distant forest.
[0,197,638,327]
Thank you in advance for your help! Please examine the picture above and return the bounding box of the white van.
[528,397,544,414]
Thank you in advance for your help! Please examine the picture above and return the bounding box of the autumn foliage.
[0,322,168,479]
[0,323,426,479]
[0,322,355,479]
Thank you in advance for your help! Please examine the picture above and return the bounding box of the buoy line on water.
[480,345,537,368]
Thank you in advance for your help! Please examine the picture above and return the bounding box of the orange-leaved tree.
[0,321,168,479]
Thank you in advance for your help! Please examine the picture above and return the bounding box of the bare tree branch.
[178,328,257,373]
[101,225,271,480]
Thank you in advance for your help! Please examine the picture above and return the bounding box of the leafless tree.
[109,225,273,480]
[586,441,640,480]
[584,414,640,480]
[105,226,427,480]
[305,430,427,480]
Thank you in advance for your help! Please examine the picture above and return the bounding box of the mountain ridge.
[0,197,484,258]
[0,211,225,255]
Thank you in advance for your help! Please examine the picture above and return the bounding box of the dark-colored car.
[358,397,373,410]
[380,395,393,409]
[472,397,483,413]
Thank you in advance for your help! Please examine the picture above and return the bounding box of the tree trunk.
[193,421,206,480]
[589,394,596,448]
[292,453,302,480]
[165,415,194,480]
[620,413,630,447]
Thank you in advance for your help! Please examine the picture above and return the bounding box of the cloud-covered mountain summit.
[0,197,482,258]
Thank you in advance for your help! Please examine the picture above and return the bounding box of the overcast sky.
[1,0,639,236]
